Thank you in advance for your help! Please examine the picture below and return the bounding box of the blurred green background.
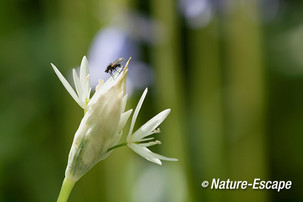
[0,0,303,201]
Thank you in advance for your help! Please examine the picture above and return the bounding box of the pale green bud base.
[57,177,76,202]
[56,143,126,202]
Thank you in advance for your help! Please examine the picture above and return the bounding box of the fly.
[105,58,125,76]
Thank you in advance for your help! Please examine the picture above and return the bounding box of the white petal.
[86,87,91,102]
[80,56,91,102]
[80,56,89,87]
[118,109,133,132]
[127,88,148,141]
[131,109,171,142]
[128,143,162,165]
[128,142,177,164]
[73,69,82,98]
[51,63,82,107]
[112,67,123,77]
[121,94,128,113]
[151,152,178,162]
[102,76,114,88]
[138,137,154,142]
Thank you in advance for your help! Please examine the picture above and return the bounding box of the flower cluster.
[51,56,177,182]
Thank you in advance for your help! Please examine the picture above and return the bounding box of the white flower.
[51,56,91,110]
[52,57,133,182]
[126,88,178,165]
[51,56,177,182]
[53,56,179,202]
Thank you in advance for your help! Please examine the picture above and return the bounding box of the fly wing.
[112,57,125,65]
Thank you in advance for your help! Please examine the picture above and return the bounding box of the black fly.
[105,58,125,76]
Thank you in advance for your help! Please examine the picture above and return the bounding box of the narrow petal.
[130,109,171,142]
[121,58,131,96]
[84,74,91,101]
[132,142,178,162]
[151,152,178,162]
[128,143,162,165]
[137,137,154,142]
[117,109,133,132]
[80,56,89,87]
[51,63,82,107]
[127,88,148,141]
[73,69,82,98]
[86,87,91,102]
[121,94,128,113]
[80,56,91,102]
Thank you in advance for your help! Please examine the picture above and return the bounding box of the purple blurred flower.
[179,0,213,28]
[179,0,280,28]
[88,13,157,95]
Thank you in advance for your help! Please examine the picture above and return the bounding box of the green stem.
[57,177,76,202]
[107,142,127,152]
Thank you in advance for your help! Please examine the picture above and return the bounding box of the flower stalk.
[107,142,127,152]
[57,177,76,202]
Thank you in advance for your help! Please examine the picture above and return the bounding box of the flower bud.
[65,61,128,182]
